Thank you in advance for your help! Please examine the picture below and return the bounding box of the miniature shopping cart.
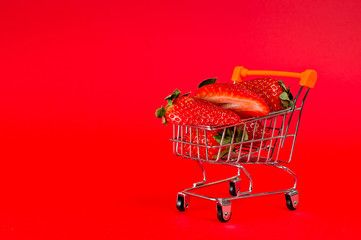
[171,67,317,222]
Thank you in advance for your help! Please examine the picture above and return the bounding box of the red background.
[1,0,361,239]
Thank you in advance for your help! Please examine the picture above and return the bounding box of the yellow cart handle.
[231,66,317,88]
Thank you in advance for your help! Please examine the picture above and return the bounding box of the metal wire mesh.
[170,87,309,165]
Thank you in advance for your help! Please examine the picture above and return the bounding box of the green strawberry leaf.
[165,89,181,102]
[181,91,191,97]
[213,134,222,143]
[214,134,230,144]
[278,79,288,92]
[198,78,217,89]
[211,126,252,159]
[286,86,294,100]
[158,89,191,126]
[212,147,232,159]
[164,89,183,109]
[155,106,166,118]
[281,100,289,108]
[279,92,290,101]
[172,89,181,99]
[227,128,233,136]
[213,126,249,146]
[155,106,168,125]
[234,126,248,142]
[239,129,248,142]
[162,116,167,125]
[164,94,172,101]
[244,130,249,141]
[278,80,294,108]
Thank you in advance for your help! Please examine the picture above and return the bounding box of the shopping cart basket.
[172,67,317,222]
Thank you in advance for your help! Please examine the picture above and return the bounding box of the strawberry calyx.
[155,106,167,124]
[278,80,294,109]
[213,126,248,144]
[155,89,191,125]
[212,126,248,159]
[198,78,217,89]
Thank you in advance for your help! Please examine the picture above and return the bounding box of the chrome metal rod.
[181,191,218,201]
[181,125,184,156]
[238,165,253,193]
[221,188,296,201]
[275,114,287,161]
[226,126,237,162]
[184,175,240,191]
[267,163,298,189]
[204,129,209,161]
[170,134,294,147]
[197,128,200,160]
[257,119,268,162]
[282,87,304,147]
[266,116,278,162]
[193,159,207,187]
[189,127,192,157]
[173,124,176,155]
[176,125,180,155]
[288,88,310,162]
[216,128,227,161]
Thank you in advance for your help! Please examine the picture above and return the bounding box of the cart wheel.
[285,190,299,210]
[217,201,232,223]
[176,193,189,211]
[229,179,241,196]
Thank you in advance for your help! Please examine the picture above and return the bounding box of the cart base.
[176,162,299,222]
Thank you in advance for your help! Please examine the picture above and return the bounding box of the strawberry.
[195,79,270,119]
[155,89,242,126]
[183,130,226,159]
[244,121,270,141]
[184,128,244,159]
[183,122,270,159]
[239,78,294,112]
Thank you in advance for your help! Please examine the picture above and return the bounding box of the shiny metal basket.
[173,67,317,222]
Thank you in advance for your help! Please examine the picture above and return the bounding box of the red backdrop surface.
[0,0,361,239]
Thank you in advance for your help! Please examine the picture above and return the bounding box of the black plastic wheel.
[229,181,237,196]
[177,195,186,211]
[285,194,297,210]
[217,203,232,222]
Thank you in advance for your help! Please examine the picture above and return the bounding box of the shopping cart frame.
[171,67,317,222]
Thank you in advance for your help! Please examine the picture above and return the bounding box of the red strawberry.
[195,80,270,119]
[239,78,293,112]
[183,123,269,159]
[155,89,242,126]
[242,121,270,149]
[244,121,270,140]
[183,130,228,159]
[184,127,247,159]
